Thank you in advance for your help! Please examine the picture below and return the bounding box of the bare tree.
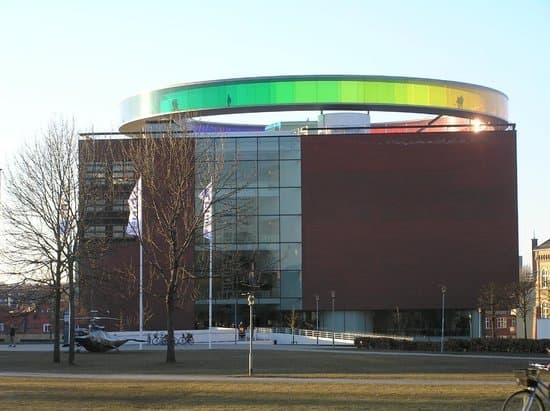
[508,276,536,339]
[121,119,228,363]
[0,118,101,364]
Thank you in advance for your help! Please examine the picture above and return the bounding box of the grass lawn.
[0,377,514,410]
[0,347,534,409]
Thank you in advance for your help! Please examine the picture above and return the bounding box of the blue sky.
[0,0,549,263]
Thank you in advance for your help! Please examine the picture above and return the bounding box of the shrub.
[354,336,550,353]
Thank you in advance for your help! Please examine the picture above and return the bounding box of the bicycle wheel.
[502,390,544,411]
[151,337,159,345]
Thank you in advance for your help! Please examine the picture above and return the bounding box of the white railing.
[107,327,413,346]
[255,327,413,344]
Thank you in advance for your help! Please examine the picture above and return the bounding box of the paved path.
[2,341,549,363]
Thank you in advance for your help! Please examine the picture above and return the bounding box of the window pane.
[218,161,237,188]
[280,188,301,214]
[84,161,106,184]
[112,198,127,212]
[280,160,301,187]
[281,270,302,298]
[280,216,301,242]
[280,137,300,160]
[258,137,279,160]
[86,199,106,213]
[258,188,279,215]
[112,225,126,238]
[216,216,236,243]
[236,215,257,243]
[256,244,280,271]
[85,225,106,239]
[257,271,280,298]
[237,188,257,215]
[236,137,257,160]
[216,189,236,216]
[195,138,215,161]
[258,161,279,188]
[281,243,301,270]
[216,137,236,161]
[196,162,216,190]
[237,161,257,188]
[259,216,279,243]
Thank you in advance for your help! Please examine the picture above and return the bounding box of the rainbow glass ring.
[120,75,508,132]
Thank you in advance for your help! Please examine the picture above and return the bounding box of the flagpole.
[209,179,214,350]
[208,233,212,349]
[139,177,143,350]
[139,240,143,349]
[200,181,214,350]
[126,177,143,349]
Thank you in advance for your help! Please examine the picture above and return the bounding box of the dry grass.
[0,347,533,409]
[0,377,514,410]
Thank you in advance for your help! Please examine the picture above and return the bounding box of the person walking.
[9,324,16,347]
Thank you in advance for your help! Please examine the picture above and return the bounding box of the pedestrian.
[9,324,16,347]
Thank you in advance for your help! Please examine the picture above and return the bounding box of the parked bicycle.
[176,333,194,345]
[151,332,167,345]
[502,363,549,410]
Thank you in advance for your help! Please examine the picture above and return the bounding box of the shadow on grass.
[0,348,535,378]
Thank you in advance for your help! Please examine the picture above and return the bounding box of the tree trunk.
[68,262,75,365]
[165,291,176,363]
[53,274,61,363]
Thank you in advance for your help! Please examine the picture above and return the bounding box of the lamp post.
[331,290,336,347]
[315,294,319,345]
[478,307,482,338]
[234,279,238,345]
[247,293,255,376]
[440,286,446,353]
[468,313,472,339]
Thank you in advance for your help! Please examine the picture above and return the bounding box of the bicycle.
[502,363,549,410]
[176,333,194,345]
[173,333,193,345]
[151,332,167,345]
[184,333,194,344]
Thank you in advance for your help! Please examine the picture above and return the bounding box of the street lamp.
[315,294,320,344]
[478,307,482,338]
[331,290,336,347]
[248,293,255,376]
[241,259,263,377]
[440,286,446,353]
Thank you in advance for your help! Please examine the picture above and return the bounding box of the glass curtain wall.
[194,134,302,327]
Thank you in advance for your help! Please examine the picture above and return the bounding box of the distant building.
[484,310,516,339]
[0,284,52,341]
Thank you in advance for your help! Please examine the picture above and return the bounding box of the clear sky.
[0,0,548,265]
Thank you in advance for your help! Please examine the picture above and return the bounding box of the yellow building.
[532,238,550,338]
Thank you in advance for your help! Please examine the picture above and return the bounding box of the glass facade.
[194,134,302,326]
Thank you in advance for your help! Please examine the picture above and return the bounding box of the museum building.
[80,75,518,337]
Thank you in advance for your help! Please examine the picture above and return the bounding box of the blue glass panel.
[280,160,301,187]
